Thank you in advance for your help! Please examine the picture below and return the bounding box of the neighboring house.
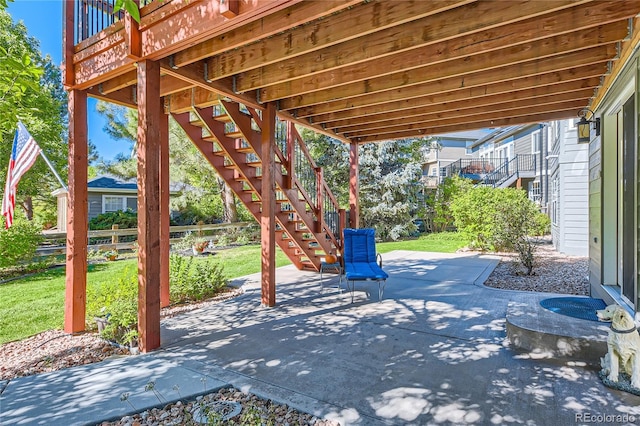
[589,47,639,316]
[466,124,543,200]
[421,130,490,188]
[52,176,178,232]
[547,119,589,256]
[438,120,589,256]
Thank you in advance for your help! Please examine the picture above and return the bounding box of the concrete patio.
[2,250,640,425]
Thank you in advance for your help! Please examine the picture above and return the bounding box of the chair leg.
[378,279,386,302]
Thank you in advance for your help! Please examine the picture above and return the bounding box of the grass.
[0,245,291,345]
[0,232,468,344]
[377,231,469,253]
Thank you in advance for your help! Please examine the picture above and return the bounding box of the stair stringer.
[220,102,334,262]
[172,111,310,269]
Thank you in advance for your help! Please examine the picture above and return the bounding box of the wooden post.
[349,141,359,228]
[261,102,277,307]
[64,89,88,333]
[111,224,119,245]
[62,0,75,87]
[159,99,170,308]
[137,60,161,352]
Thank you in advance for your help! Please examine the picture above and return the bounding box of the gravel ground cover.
[0,243,588,425]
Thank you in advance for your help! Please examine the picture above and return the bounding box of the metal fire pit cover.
[539,297,607,322]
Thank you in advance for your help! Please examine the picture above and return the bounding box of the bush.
[427,176,473,233]
[86,255,228,345]
[169,254,228,304]
[86,266,138,346]
[451,186,546,274]
[0,218,43,268]
[89,210,138,230]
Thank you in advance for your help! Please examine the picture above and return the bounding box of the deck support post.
[159,99,170,308]
[349,141,360,228]
[64,89,88,333]
[261,102,277,307]
[136,60,162,352]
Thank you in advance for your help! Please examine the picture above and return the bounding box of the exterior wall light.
[577,108,600,143]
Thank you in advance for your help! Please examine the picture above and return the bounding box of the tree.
[358,138,432,240]
[0,10,68,224]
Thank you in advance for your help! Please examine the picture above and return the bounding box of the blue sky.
[7,0,131,161]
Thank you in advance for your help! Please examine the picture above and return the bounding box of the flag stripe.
[1,122,41,228]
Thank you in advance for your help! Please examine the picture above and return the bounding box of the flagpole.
[39,150,67,191]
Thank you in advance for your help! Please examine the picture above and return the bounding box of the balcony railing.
[443,155,537,188]
[73,0,154,44]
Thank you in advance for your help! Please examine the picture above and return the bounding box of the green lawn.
[0,245,291,345]
[0,232,467,345]
[377,231,469,253]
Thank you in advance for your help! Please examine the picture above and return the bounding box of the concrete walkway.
[2,250,640,425]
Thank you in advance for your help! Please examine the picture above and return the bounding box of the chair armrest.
[377,253,383,267]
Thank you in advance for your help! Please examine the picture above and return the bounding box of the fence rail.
[39,222,256,254]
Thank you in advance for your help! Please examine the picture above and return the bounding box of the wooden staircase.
[172,100,344,271]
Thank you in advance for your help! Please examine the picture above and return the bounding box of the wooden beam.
[64,89,88,333]
[159,60,262,111]
[261,102,277,307]
[159,100,170,308]
[140,0,309,59]
[206,0,472,81]
[330,85,597,134]
[136,59,161,353]
[343,99,589,139]
[310,69,604,126]
[592,17,640,110]
[353,111,579,143]
[99,72,191,97]
[238,0,593,93]
[261,21,625,103]
[293,45,616,118]
[86,86,137,109]
[172,0,363,67]
[62,0,74,87]
[349,142,359,228]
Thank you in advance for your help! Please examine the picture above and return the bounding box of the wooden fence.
[38,222,257,255]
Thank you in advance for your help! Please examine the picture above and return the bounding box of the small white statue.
[597,304,640,389]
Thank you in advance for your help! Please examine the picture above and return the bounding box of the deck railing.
[443,155,537,188]
[73,0,154,44]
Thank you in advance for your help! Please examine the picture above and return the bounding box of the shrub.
[451,185,547,274]
[0,218,43,268]
[428,176,473,233]
[86,266,138,346]
[169,254,228,304]
[89,210,138,230]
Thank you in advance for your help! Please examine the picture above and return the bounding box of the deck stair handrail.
[478,154,537,187]
[172,99,344,271]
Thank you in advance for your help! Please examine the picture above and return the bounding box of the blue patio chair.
[342,228,389,303]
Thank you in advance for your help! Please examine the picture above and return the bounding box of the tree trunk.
[22,195,33,220]
[218,178,237,223]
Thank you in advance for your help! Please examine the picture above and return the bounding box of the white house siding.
[550,122,589,256]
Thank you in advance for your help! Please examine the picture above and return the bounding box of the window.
[531,131,541,154]
[103,196,124,213]
[528,181,541,204]
[102,195,137,213]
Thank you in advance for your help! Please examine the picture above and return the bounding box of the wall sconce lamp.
[577,108,600,143]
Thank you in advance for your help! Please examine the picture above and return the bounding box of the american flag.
[2,122,41,228]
